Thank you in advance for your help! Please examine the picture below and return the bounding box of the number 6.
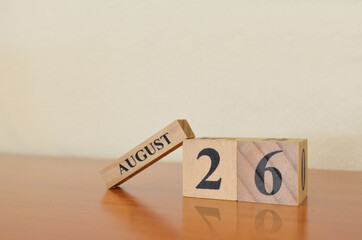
[255,150,283,195]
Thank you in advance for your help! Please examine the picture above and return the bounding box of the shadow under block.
[182,197,238,239]
[100,119,195,188]
[183,138,307,205]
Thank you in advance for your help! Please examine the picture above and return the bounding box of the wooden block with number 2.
[183,138,307,205]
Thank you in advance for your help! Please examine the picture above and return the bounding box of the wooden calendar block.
[100,119,195,188]
[183,138,307,206]
[237,138,308,205]
[183,138,238,200]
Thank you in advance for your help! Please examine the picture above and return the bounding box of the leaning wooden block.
[183,138,307,205]
[100,119,195,188]
[183,138,238,200]
[237,138,307,206]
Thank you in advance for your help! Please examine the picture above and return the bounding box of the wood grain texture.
[183,138,238,200]
[100,119,194,188]
[0,154,361,240]
[237,139,307,205]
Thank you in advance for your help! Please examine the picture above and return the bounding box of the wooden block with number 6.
[237,138,307,205]
[183,138,238,201]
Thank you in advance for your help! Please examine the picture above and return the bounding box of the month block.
[100,119,195,188]
[183,138,307,205]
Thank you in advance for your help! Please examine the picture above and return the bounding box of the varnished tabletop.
[0,154,361,240]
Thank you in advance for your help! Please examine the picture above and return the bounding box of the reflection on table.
[183,197,307,239]
[103,188,307,240]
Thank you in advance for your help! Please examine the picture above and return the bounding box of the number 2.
[196,148,222,190]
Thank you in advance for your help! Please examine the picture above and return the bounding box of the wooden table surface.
[0,154,361,240]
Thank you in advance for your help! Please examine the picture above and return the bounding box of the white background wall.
[0,0,361,170]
